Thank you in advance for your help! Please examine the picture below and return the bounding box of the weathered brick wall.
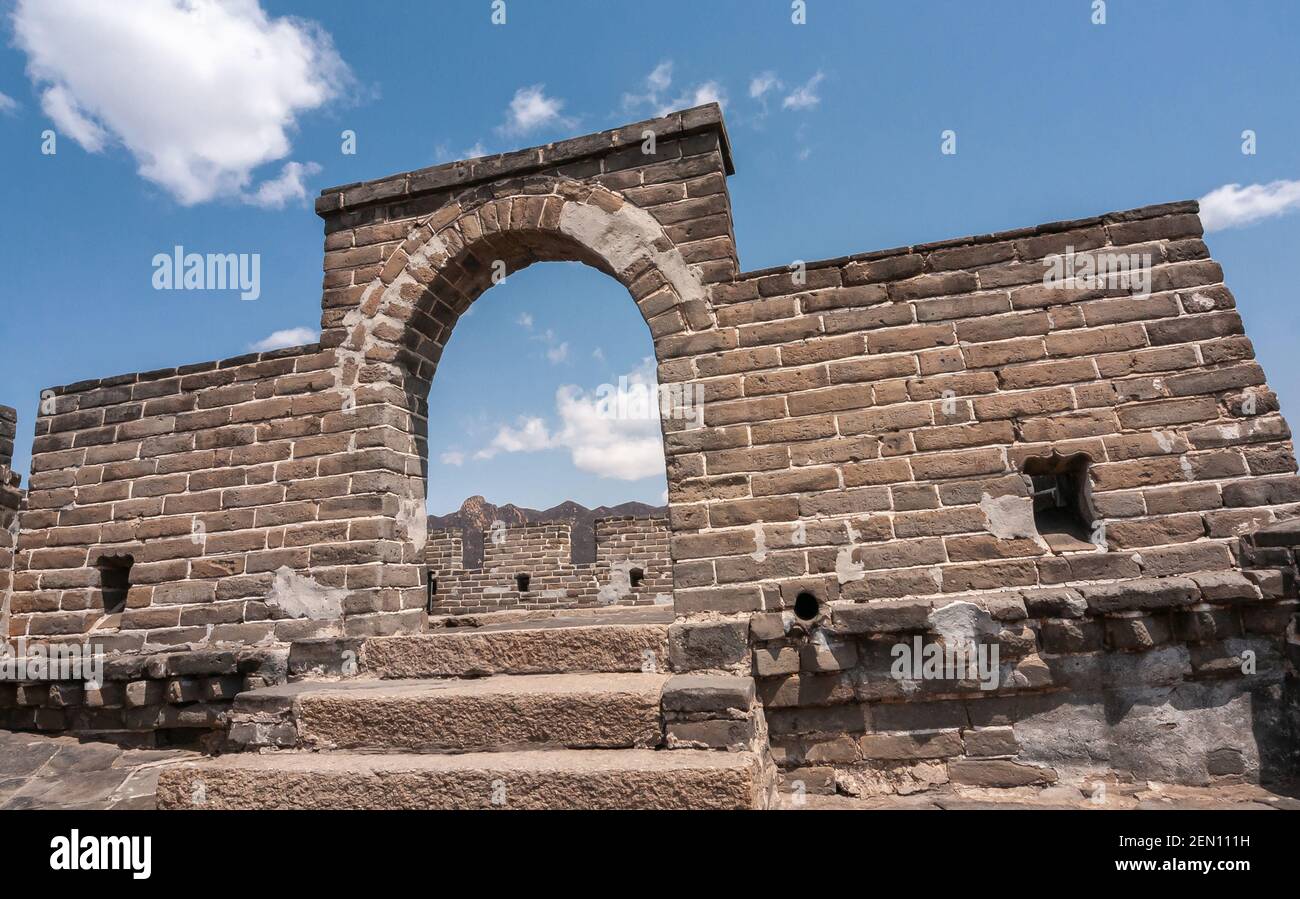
[1,406,24,643]
[427,516,672,614]
[0,404,15,470]
[663,204,1295,615]
[481,521,572,573]
[2,105,1296,777]
[423,528,463,572]
[6,346,404,650]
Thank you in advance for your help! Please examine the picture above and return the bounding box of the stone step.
[232,673,668,753]
[156,748,774,810]
[355,619,671,678]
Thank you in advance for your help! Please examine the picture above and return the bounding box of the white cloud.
[498,84,571,136]
[783,72,825,110]
[623,62,726,118]
[476,417,554,460]
[546,340,569,364]
[40,83,105,149]
[472,359,666,481]
[646,60,673,94]
[0,91,19,115]
[530,327,569,364]
[1199,179,1300,232]
[11,0,349,206]
[749,72,782,100]
[440,451,466,467]
[243,161,321,209]
[675,81,726,114]
[592,347,605,362]
[250,326,318,352]
[622,60,673,112]
[516,312,534,329]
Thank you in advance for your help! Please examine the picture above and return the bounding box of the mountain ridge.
[428,495,667,567]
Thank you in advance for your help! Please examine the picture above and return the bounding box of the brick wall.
[662,204,1296,616]
[1,406,21,645]
[6,346,423,650]
[427,516,672,614]
[2,102,1295,737]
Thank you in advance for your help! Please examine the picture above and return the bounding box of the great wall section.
[2,104,1299,809]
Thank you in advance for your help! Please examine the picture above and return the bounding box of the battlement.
[425,516,672,614]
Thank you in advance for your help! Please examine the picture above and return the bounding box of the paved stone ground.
[0,729,197,810]
[4,726,1297,811]
[780,781,1300,810]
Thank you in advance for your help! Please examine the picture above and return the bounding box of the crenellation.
[426,517,673,614]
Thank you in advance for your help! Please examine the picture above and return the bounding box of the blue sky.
[1,0,1298,515]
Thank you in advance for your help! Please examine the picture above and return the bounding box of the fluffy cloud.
[1199,179,1300,232]
[439,451,466,467]
[476,417,554,459]
[473,359,666,481]
[11,0,347,206]
[243,161,322,209]
[0,91,19,115]
[250,326,318,352]
[498,84,571,136]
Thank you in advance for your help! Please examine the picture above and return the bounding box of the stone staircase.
[156,610,776,809]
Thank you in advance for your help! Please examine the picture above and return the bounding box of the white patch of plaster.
[1153,431,1176,453]
[559,200,709,314]
[927,601,999,645]
[397,494,428,555]
[979,492,1040,541]
[598,561,636,604]
[1179,455,1195,481]
[1184,291,1216,312]
[750,524,768,562]
[265,566,346,620]
[835,520,865,584]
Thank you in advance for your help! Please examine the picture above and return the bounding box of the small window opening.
[516,573,531,593]
[425,572,438,614]
[97,555,133,614]
[1021,451,1098,553]
[629,568,645,588]
[793,591,821,623]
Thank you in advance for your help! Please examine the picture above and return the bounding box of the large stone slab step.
[355,620,670,678]
[233,673,668,753]
[156,748,773,809]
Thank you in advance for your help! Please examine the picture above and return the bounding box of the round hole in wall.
[793,591,820,623]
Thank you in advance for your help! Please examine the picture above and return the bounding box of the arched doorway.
[324,175,713,631]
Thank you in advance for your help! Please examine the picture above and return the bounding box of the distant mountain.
[429,495,666,567]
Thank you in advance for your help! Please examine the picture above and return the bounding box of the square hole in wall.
[96,555,133,614]
[1020,451,1098,553]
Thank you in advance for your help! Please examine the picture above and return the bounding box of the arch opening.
[354,181,701,618]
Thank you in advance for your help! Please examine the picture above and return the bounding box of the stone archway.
[324,175,715,633]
